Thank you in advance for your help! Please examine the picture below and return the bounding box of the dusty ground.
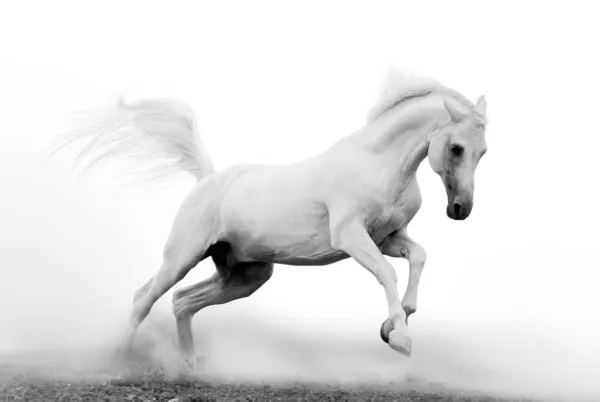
[0,359,539,402]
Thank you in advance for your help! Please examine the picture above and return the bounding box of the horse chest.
[366,206,405,242]
[365,181,422,242]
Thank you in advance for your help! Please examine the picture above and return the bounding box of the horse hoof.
[380,319,412,357]
[178,354,212,378]
[380,318,394,343]
[388,330,412,357]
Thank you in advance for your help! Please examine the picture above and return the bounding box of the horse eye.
[450,144,464,157]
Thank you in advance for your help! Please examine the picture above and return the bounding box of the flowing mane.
[367,69,485,123]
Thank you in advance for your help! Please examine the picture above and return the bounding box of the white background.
[1,1,599,400]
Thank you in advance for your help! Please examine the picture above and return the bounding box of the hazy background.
[1,1,599,401]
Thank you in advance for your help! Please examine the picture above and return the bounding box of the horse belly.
[227,206,346,265]
[220,174,345,266]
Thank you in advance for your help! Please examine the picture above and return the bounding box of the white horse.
[53,71,488,362]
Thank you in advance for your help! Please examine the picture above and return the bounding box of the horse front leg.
[380,228,427,323]
[330,217,411,356]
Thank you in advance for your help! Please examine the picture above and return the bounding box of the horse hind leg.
[133,276,154,305]
[116,231,214,362]
[172,244,274,358]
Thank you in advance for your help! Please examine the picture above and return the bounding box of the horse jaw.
[426,130,450,174]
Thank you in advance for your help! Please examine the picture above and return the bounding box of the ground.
[0,361,538,402]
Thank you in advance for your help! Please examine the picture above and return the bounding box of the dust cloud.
[1,292,599,402]
[0,159,598,402]
[2,2,600,400]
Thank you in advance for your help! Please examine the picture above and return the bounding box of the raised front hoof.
[388,331,412,357]
[380,319,412,357]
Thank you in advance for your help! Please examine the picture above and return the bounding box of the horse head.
[428,94,488,220]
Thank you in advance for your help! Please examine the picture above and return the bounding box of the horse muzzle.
[446,199,472,220]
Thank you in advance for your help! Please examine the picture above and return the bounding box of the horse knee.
[410,244,427,266]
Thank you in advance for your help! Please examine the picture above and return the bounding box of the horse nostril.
[453,203,462,218]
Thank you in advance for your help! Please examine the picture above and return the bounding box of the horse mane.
[367,69,483,123]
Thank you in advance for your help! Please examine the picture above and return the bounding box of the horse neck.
[356,94,446,180]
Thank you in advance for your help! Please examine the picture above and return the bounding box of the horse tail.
[49,98,215,182]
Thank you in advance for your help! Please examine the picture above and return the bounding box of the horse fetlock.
[402,302,417,319]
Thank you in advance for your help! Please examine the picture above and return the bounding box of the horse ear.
[428,131,449,174]
[442,96,467,122]
[475,95,487,115]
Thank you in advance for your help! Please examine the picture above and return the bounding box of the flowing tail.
[48,98,215,183]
